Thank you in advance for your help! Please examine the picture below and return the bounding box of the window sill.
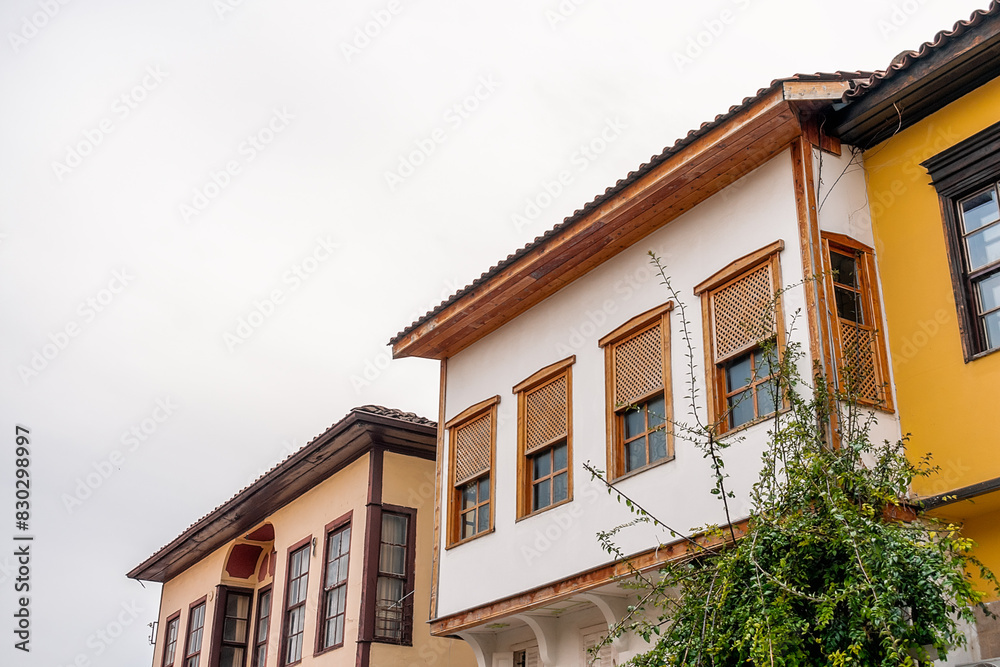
[969,345,1000,363]
[444,526,494,550]
[610,454,675,484]
[313,642,345,658]
[515,495,574,523]
[716,407,791,437]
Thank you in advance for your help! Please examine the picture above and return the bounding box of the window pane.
[830,251,858,287]
[254,645,266,667]
[227,594,250,619]
[725,354,752,393]
[220,646,245,667]
[625,437,646,472]
[223,618,247,643]
[623,407,645,439]
[756,379,778,417]
[961,188,1000,233]
[756,349,775,378]
[985,311,1000,351]
[462,483,476,509]
[647,394,665,426]
[552,443,567,471]
[532,451,550,479]
[533,479,550,510]
[978,272,1000,313]
[966,223,1000,271]
[649,428,667,463]
[834,286,862,323]
[338,527,351,555]
[461,510,475,539]
[380,544,406,576]
[728,390,754,428]
[552,472,568,503]
[477,502,490,532]
[478,476,490,501]
[382,514,407,545]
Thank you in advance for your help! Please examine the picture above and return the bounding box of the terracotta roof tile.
[843,1,1000,101]
[390,72,871,346]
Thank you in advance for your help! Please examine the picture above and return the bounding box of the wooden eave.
[393,81,850,361]
[127,412,436,583]
[828,10,1000,148]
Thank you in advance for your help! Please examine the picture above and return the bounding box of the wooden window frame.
[372,505,417,645]
[445,396,499,547]
[250,586,272,667]
[821,233,894,411]
[183,597,208,667]
[278,537,312,667]
[514,356,574,519]
[209,585,253,667]
[162,610,181,667]
[922,120,1000,361]
[694,241,786,433]
[599,302,674,481]
[314,512,352,655]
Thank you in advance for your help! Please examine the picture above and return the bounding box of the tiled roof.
[130,405,434,577]
[352,404,436,427]
[843,1,1000,102]
[390,72,871,347]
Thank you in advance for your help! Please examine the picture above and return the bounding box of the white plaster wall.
[438,149,816,617]
[814,146,904,451]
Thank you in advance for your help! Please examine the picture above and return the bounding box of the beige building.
[128,405,474,667]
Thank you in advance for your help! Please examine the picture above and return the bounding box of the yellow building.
[128,405,474,667]
[828,4,1000,661]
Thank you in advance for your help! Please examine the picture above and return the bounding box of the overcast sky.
[0,1,991,665]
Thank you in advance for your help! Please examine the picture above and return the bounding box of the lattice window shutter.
[710,263,776,362]
[452,413,491,484]
[839,322,879,402]
[525,375,567,453]
[524,647,540,667]
[612,324,663,407]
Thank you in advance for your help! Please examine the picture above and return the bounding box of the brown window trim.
[370,504,417,646]
[250,585,272,667]
[278,536,313,667]
[183,596,209,667]
[695,241,786,433]
[922,121,1000,362]
[514,356,575,520]
[162,610,182,667]
[821,232,894,411]
[445,396,499,548]
[209,585,254,667]
[599,302,674,480]
[314,511,353,656]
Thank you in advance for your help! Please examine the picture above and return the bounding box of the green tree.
[588,254,996,667]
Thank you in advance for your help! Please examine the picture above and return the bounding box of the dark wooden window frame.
[314,511,352,656]
[250,586,272,667]
[162,610,181,667]
[514,356,575,519]
[599,302,674,481]
[183,597,208,667]
[278,536,313,667]
[820,233,894,411]
[445,396,499,547]
[209,585,254,667]
[922,120,1000,361]
[694,241,787,434]
[371,504,417,646]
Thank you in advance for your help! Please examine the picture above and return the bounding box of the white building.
[391,73,902,666]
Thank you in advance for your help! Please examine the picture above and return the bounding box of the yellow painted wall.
[378,452,476,667]
[863,75,1000,496]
